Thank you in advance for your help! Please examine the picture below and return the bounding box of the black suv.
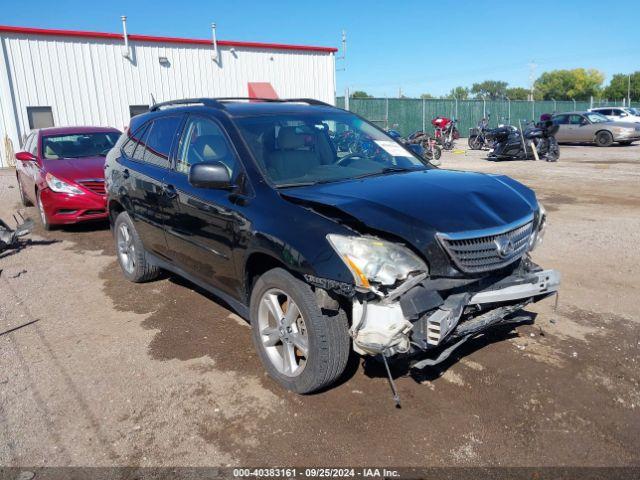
[105,98,559,395]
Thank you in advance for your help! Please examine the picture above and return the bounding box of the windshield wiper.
[352,166,422,180]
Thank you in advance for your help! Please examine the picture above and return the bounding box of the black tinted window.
[122,123,149,158]
[553,115,568,125]
[137,116,181,168]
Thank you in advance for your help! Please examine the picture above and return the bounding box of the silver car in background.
[552,111,640,146]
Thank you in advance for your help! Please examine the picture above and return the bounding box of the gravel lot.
[1,142,639,468]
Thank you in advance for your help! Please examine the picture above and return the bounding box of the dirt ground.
[1,142,639,468]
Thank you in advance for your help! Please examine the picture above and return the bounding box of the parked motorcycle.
[487,114,559,162]
[406,130,442,162]
[468,116,493,150]
[387,129,442,165]
[432,116,459,150]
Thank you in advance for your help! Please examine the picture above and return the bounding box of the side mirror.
[15,151,36,162]
[188,162,232,190]
[620,112,628,117]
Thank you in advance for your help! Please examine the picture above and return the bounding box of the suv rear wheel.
[250,268,350,393]
[114,211,161,282]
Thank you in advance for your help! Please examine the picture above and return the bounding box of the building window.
[27,106,54,129]
[129,105,150,118]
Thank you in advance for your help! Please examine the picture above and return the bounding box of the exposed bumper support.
[469,269,560,304]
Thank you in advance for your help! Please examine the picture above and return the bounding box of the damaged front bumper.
[350,265,560,366]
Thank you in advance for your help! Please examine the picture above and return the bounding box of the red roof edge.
[0,25,338,53]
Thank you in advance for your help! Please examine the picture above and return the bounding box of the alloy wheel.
[117,223,136,274]
[257,288,308,377]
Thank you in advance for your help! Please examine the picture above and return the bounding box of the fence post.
[344,87,350,111]
[532,100,535,120]
[552,98,557,111]
[422,98,425,132]
[454,96,458,119]
[572,98,576,110]
[482,96,486,118]
[385,97,389,129]
[589,96,593,109]
[507,97,511,124]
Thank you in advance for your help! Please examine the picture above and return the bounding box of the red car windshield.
[42,132,120,159]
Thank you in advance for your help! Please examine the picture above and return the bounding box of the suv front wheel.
[250,268,350,393]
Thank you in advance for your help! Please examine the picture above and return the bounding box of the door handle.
[122,168,130,179]
[162,184,178,199]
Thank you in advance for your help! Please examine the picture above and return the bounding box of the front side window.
[568,115,585,125]
[553,115,569,125]
[176,116,237,176]
[135,116,182,168]
[235,111,429,187]
[42,132,120,160]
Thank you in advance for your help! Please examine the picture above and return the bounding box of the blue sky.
[5,0,640,97]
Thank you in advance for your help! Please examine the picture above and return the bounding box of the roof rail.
[149,98,225,111]
[149,97,334,112]
[283,98,333,107]
[216,97,282,103]
[217,97,333,107]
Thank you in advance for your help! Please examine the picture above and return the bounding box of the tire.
[36,190,53,231]
[17,174,32,207]
[114,211,161,283]
[595,130,614,147]
[468,136,483,150]
[250,268,350,394]
[443,140,454,150]
[433,146,442,160]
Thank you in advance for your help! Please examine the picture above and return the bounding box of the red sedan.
[15,126,121,230]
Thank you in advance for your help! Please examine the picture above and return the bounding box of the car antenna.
[380,354,401,408]
[150,93,157,109]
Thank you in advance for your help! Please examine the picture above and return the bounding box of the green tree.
[534,68,604,100]
[505,87,530,100]
[351,90,372,99]
[471,80,508,99]
[446,86,470,100]
[420,93,435,99]
[603,72,640,101]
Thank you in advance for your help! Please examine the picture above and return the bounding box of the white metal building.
[0,23,337,167]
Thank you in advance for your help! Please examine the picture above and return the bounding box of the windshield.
[585,112,609,124]
[235,112,430,187]
[42,132,120,159]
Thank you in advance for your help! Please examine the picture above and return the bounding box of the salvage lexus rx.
[105,98,560,395]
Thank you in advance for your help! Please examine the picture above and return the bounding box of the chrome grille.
[438,217,535,274]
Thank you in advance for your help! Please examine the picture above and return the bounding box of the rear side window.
[553,115,568,125]
[122,123,149,158]
[136,116,182,168]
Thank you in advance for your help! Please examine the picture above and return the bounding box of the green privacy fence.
[335,97,640,137]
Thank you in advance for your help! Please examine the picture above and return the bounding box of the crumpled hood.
[281,169,538,254]
[43,157,106,182]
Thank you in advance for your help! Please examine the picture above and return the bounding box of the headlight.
[529,202,547,251]
[327,234,428,289]
[45,173,84,195]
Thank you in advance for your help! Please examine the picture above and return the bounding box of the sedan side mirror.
[188,162,233,190]
[15,151,36,162]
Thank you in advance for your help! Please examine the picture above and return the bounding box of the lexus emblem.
[495,237,515,258]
